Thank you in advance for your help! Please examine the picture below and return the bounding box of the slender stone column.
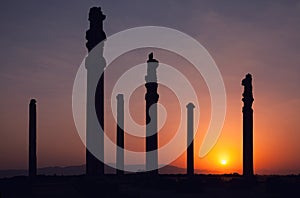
[29,99,37,177]
[186,103,195,176]
[242,73,254,177]
[145,53,159,174]
[85,7,106,176]
[116,94,124,175]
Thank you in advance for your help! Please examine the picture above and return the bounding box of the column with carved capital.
[145,53,159,174]
[242,73,254,177]
[85,7,106,176]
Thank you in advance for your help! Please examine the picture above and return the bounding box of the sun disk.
[221,159,227,165]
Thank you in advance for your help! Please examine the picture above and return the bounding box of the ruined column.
[85,7,106,176]
[116,94,124,175]
[186,103,195,176]
[145,53,159,174]
[29,99,37,177]
[242,73,254,177]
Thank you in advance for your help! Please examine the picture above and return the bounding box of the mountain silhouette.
[0,164,214,178]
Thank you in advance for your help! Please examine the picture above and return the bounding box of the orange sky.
[0,47,299,175]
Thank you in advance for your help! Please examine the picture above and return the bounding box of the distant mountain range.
[0,164,213,178]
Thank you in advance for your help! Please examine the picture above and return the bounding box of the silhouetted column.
[116,94,124,175]
[29,99,37,177]
[186,103,195,176]
[85,7,106,176]
[242,73,254,177]
[145,53,159,174]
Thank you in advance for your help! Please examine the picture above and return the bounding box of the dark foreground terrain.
[0,174,299,198]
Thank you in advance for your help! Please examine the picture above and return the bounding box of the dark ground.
[0,174,299,198]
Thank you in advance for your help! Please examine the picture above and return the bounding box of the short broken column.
[29,99,37,177]
[186,103,195,176]
[116,94,124,175]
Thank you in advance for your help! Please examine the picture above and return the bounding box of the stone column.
[186,103,195,176]
[29,99,37,177]
[145,53,159,174]
[242,73,254,177]
[116,94,124,175]
[85,7,106,176]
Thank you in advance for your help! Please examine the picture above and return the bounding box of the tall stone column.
[116,94,124,175]
[186,103,195,176]
[242,73,254,177]
[29,99,37,177]
[85,7,106,176]
[145,53,159,174]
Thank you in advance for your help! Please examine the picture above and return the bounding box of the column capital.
[186,102,195,109]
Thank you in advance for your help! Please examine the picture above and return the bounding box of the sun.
[220,159,227,165]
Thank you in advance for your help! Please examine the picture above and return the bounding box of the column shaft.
[29,99,37,177]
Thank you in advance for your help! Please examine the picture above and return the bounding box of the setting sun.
[220,159,227,165]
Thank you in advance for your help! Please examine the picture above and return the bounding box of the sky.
[0,0,300,174]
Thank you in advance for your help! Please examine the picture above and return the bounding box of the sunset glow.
[221,159,227,165]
